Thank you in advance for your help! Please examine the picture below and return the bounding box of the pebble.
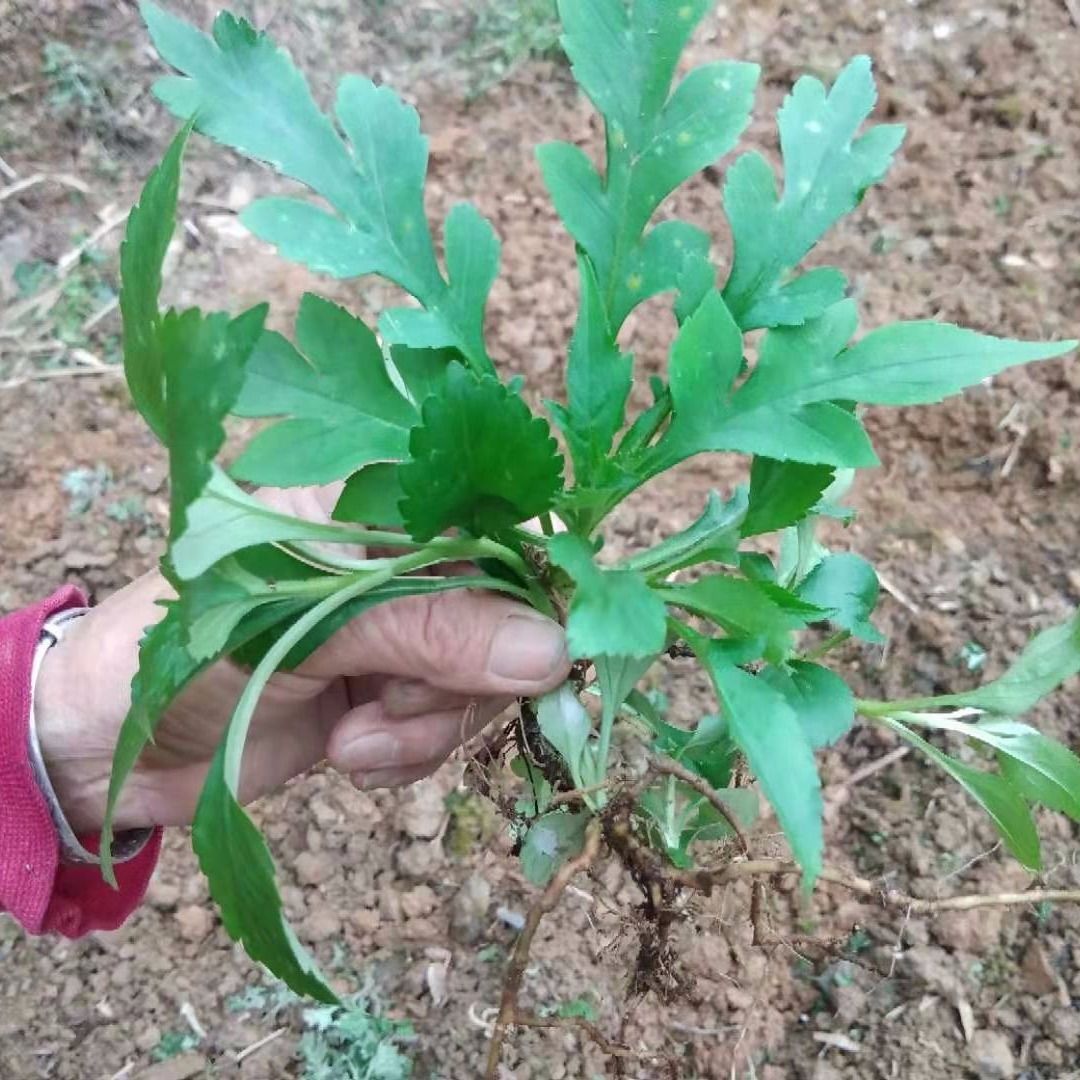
[395,839,445,879]
[401,885,438,919]
[969,1030,1015,1079]
[175,905,214,943]
[301,907,341,943]
[294,850,333,887]
[450,873,492,944]
[397,779,447,840]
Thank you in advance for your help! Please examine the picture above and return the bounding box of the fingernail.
[338,731,399,771]
[352,768,415,791]
[487,614,567,683]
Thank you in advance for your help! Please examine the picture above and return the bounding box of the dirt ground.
[2,0,1080,1077]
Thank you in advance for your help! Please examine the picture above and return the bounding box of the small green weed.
[152,1030,199,1061]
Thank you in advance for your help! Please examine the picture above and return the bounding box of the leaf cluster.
[110,0,1079,1001]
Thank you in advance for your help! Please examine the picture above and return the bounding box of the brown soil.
[2,1,1079,1078]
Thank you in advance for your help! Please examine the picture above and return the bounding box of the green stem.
[855,694,966,719]
[220,547,437,792]
[799,630,851,662]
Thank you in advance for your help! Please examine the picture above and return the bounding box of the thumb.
[301,588,570,697]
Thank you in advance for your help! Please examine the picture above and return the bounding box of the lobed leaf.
[230,296,434,486]
[722,56,905,329]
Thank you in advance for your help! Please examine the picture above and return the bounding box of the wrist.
[33,573,172,835]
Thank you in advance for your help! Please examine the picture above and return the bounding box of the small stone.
[175,905,214,943]
[401,885,438,920]
[902,945,963,999]
[378,886,403,923]
[145,878,180,911]
[450,873,492,944]
[139,1053,208,1080]
[395,839,445,879]
[301,907,341,943]
[295,851,333,887]
[1019,941,1059,996]
[969,1030,1015,1079]
[397,779,447,839]
[1046,1006,1080,1047]
[934,910,1004,953]
[352,908,380,935]
[1032,1039,1063,1068]
[135,1024,162,1053]
[64,548,116,570]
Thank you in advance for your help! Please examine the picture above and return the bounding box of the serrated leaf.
[761,661,855,748]
[161,303,267,543]
[900,713,1080,824]
[548,255,632,488]
[231,296,428,486]
[882,717,1041,871]
[938,610,1080,716]
[119,122,192,439]
[797,552,883,643]
[699,646,823,884]
[520,810,588,886]
[100,577,309,885]
[194,751,338,1002]
[548,533,667,659]
[622,489,748,577]
[742,458,834,538]
[722,56,905,329]
[399,367,563,542]
[143,2,496,372]
[658,575,830,664]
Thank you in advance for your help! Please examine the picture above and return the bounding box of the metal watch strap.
[27,608,153,866]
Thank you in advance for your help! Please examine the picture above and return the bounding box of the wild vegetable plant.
[109,0,1080,1068]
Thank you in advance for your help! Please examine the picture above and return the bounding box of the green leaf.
[940,610,1080,716]
[548,255,632,488]
[172,469,373,580]
[898,713,1080,823]
[653,294,876,474]
[333,464,405,528]
[399,367,564,542]
[799,321,1078,407]
[742,458,834,538]
[797,553,883,643]
[761,661,855,748]
[520,810,589,887]
[231,296,428,486]
[699,647,823,884]
[161,304,268,545]
[537,685,595,788]
[194,752,338,1002]
[722,56,905,329]
[544,0,757,326]
[143,2,496,373]
[377,203,501,370]
[548,533,667,659]
[622,489,748,577]
[119,121,192,439]
[657,575,830,664]
[882,718,1041,871]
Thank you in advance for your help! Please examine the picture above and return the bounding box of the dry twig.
[648,753,750,857]
[484,822,603,1078]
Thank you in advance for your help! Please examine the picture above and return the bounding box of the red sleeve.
[0,587,162,937]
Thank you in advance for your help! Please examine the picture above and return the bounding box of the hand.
[34,485,569,834]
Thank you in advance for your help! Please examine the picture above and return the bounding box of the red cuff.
[0,587,162,936]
